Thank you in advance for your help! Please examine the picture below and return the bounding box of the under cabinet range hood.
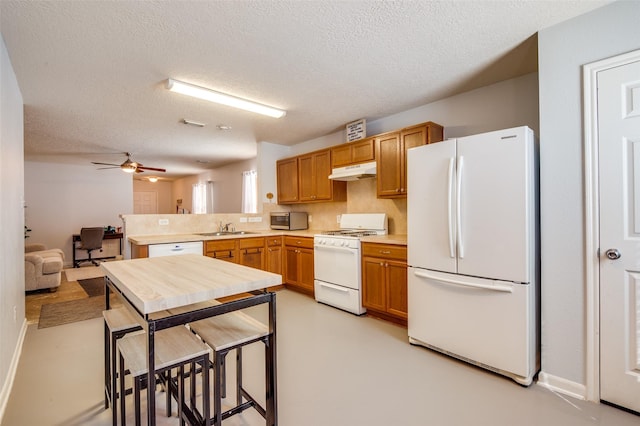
[328,161,377,181]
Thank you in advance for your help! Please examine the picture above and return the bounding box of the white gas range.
[314,213,388,315]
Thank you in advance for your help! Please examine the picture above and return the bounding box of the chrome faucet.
[220,222,234,232]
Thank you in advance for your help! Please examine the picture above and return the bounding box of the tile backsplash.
[289,178,407,234]
[123,178,407,237]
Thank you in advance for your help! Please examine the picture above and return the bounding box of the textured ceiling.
[0,1,609,179]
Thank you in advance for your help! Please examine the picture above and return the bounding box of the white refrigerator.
[407,126,539,386]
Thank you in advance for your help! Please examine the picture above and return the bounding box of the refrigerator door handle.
[456,155,464,259]
[447,157,456,258]
[413,270,513,293]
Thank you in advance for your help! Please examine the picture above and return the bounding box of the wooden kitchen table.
[101,253,282,426]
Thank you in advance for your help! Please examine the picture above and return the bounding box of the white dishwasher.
[148,241,203,258]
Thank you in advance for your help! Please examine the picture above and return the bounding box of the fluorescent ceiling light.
[167,79,286,119]
[182,119,205,127]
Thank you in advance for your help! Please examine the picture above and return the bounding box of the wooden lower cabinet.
[205,239,238,263]
[265,237,283,275]
[238,237,265,270]
[362,242,408,325]
[284,236,314,295]
[130,243,149,259]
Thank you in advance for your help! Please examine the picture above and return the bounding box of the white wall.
[24,162,133,265]
[133,179,174,214]
[0,36,26,420]
[538,0,640,389]
[257,141,291,207]
[172,158,257,214]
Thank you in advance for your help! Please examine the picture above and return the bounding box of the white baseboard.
[537,371,587,400]
[0,319,28,423]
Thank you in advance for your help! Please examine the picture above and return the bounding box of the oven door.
[313,242,360,290]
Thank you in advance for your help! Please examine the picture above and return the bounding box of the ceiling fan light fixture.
[166,78,286,119]
[120,156,138,173]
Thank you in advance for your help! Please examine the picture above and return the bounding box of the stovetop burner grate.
[321,230,379,237]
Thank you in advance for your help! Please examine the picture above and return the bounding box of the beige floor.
[24,273,90,324]
[4,289,639,426]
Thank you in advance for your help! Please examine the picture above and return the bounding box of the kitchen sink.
[198,231,257,236]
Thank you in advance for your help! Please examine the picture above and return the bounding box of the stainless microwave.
[270,212,308,230]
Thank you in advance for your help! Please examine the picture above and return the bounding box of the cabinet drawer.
[205,239,237,252]
[238,237,265,249]
[362,243,407,260]
[284,236,314,249]
[266,236,283,247]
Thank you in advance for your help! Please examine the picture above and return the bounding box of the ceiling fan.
[91,152,166,174]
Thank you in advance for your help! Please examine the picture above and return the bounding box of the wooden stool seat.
[189,311,270,426]
[118,327,211,426]
[189,311,268,351]
[103,307,142,426]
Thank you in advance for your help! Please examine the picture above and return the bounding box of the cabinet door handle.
[380,250,391,254]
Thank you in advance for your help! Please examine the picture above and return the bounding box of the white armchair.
[25,243,64,292]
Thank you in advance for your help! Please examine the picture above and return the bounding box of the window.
[192,181,214,214]
[241,170,257,213]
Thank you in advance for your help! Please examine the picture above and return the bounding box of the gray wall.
[0,36,26,417]
[539,0,640,386]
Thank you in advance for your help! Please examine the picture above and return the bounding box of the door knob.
[605,248,622,260]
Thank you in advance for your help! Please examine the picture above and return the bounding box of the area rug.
[38,296,105,329]
[64,266,104,282]
[78,277,106,297]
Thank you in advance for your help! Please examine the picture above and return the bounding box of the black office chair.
[75,227,104,267]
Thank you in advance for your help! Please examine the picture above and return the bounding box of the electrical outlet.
[13,306,17,322]
[159,219,169,226]
[308,215,313,223]
[248,217,262,223]
[336,215,341,223]
[239,217,248,223]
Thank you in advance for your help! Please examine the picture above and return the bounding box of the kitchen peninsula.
[101,253,282,425]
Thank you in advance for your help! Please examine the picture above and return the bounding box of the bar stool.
[188,311,269,426]
[118,327,211,426]
[103,307,142,426]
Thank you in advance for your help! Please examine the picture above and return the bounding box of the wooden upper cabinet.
[331,138,375,168]
[376,131,403,198]
[299,149,335,202]
[376,122,443,198]
[278,149,346,204]
[276,157,299,204]
[277,120,442,203]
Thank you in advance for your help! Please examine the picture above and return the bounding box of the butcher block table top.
[101,253,283,315]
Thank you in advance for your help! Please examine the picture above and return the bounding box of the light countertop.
[101,254,282,314]
[360,235,407,245]
[128,230,407,246]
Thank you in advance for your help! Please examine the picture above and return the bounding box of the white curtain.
[193,182,214,214]
[241,170,258,213]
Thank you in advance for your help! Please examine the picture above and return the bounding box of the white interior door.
[133,191,157,214]
[599,58,640,412]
